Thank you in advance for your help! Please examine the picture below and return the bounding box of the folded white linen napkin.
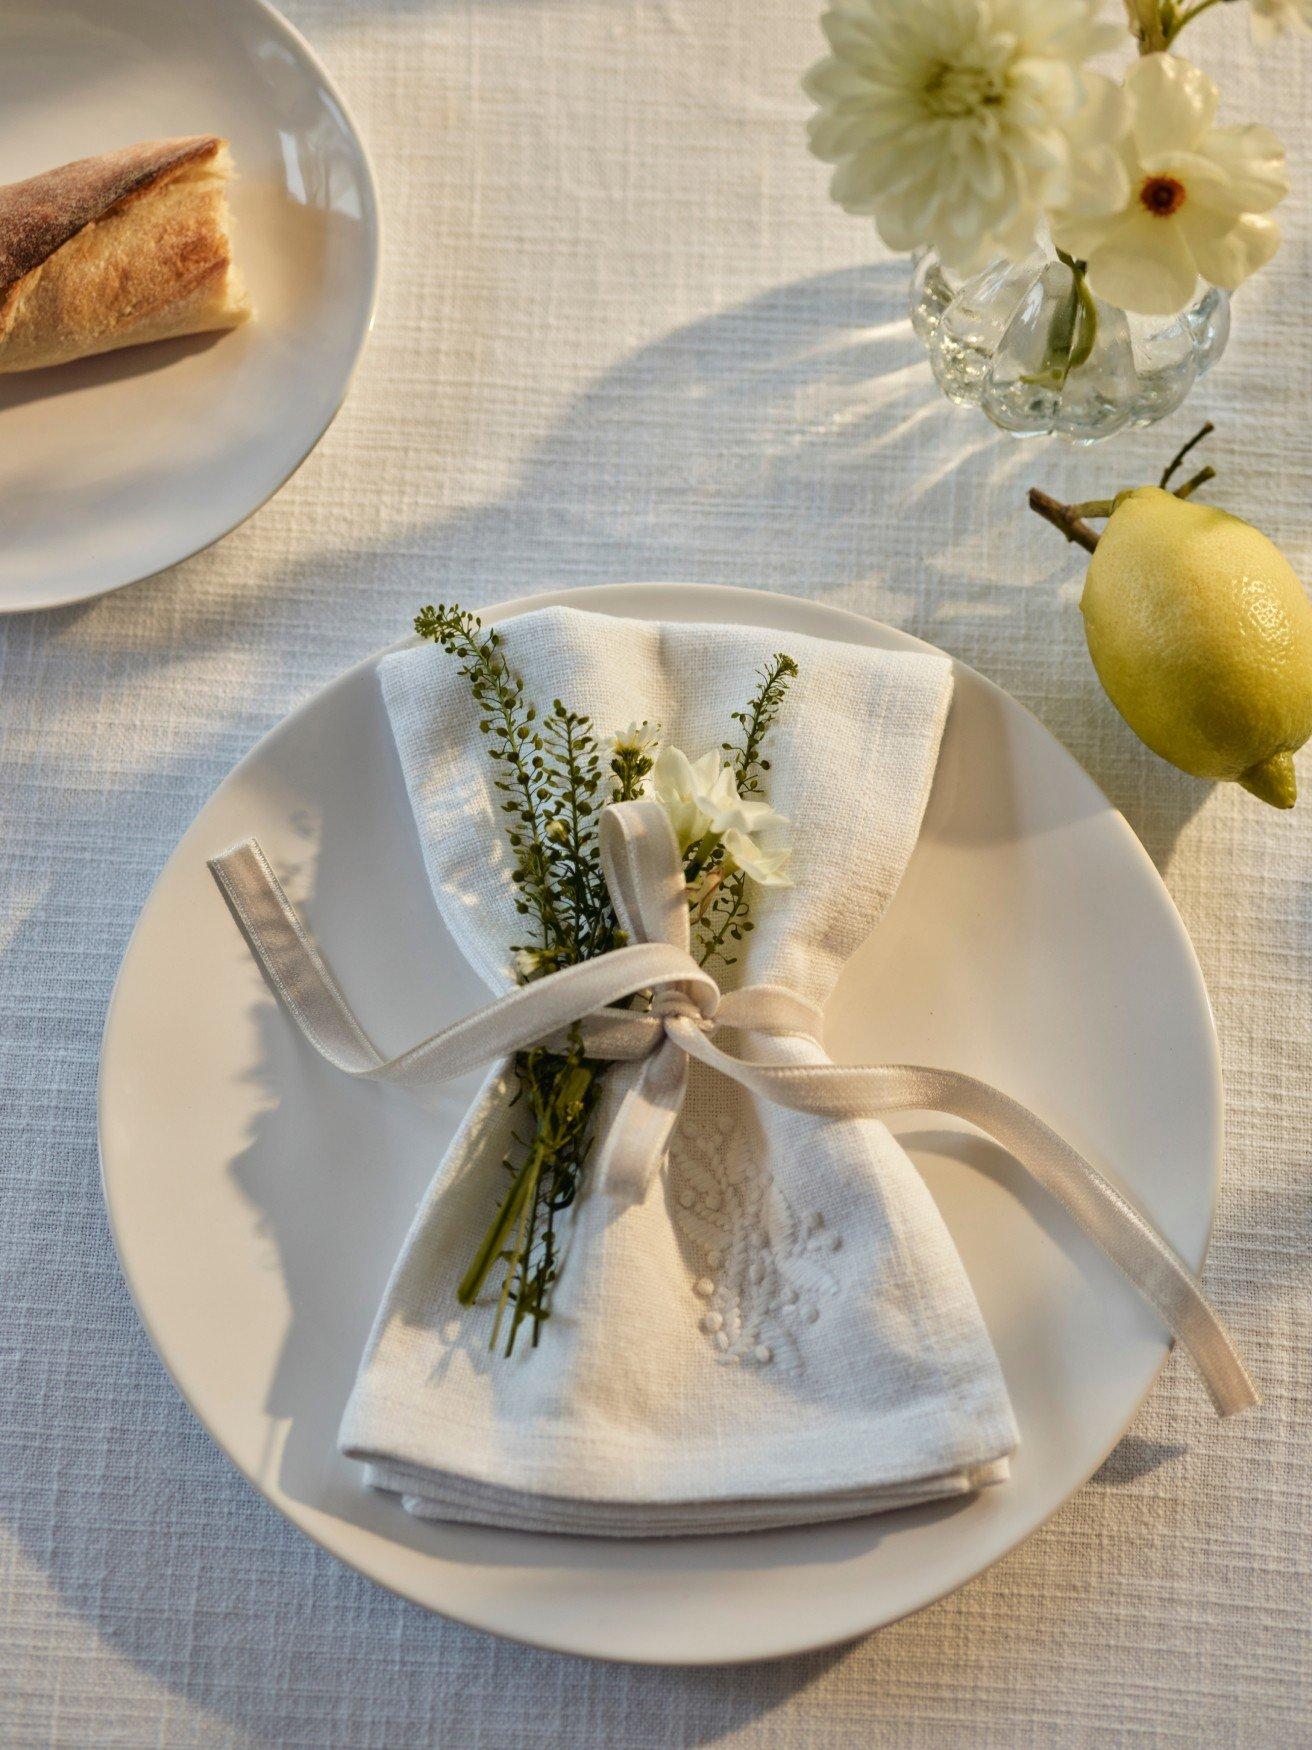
[338,605,1023,1531]
[210,603,1254,1537]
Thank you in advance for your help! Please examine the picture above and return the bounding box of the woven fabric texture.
[1,0,1309,1742]
[348,610,1015,1529]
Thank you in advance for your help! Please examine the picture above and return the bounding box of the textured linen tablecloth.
[1,1,1309,1743]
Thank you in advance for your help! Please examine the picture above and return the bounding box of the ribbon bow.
[210,799,1257,1418]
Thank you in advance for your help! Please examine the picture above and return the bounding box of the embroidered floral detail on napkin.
[671,1104,840,1371]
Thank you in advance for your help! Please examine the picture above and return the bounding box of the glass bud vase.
[910,246,1229,443]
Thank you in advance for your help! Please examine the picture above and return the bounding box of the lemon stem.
[1160,422,1214,489]
[1026,488,1101,553]
[1171,464,1216,501]
[1028,423,1221,554]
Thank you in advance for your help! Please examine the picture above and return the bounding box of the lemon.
[1081,487,1312,808]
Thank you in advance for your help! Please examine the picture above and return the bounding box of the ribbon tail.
[209,841,706,1091]
[210,841,386,1075]
[910,1068,1260,1420]
[593,1041,689,1205]
[673,1029,1259,1419]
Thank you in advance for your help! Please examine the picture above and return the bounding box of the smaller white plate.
[0,0,379,613]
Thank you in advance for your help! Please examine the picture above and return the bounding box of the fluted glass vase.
[911,245,1230,444]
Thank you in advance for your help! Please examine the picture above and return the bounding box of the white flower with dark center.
[1050,54,1288,317]
[804,0,1128,273]
[1250,0,1312,42]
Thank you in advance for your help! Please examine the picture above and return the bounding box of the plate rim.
[3,0,382,615]
[97,580,1224,1663]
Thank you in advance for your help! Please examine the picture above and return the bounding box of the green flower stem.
[683,828,724,885]
[457,1137,544,1307]
[491,1149,541,1354]
[1069,272,1097,373]
[1160,0,1233,49]
[1034,252,1097,389]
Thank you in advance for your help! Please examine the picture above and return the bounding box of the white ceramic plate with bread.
[0,0,379,613]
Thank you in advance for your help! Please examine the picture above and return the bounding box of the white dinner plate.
[0,0,378,612]
[99,583,1222,1665]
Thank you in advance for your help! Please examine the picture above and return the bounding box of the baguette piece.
[0,136,251,374]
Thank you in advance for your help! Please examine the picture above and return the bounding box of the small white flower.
[650,746,717,849]
[611,720,660,756]
[803,0,1129,274]
[695,760,789,841]
[1050,54,1288,317]
[514,946,553,980]
[650,746,790,874]
[1250,0,1312,42]
[722,829,794,888]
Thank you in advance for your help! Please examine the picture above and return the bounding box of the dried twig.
[1026,488,1101,553]
[1159,422,1214,490]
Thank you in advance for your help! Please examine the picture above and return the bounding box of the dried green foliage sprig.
[693,653,799,970]
[414,604,795,1351]
[727,653,799,794]
[416,605,621,1349]
[460,1037,601,1356]
[414,605,568,963]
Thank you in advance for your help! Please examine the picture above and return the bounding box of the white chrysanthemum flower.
[803,0,1129,273]
[1050,54,1288,317]
[611,720,660,755]
[650,747,791,886]
[1250,0,1312,42]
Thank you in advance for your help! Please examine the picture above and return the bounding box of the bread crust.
[0,136,251,373]
[0,136,223,294]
